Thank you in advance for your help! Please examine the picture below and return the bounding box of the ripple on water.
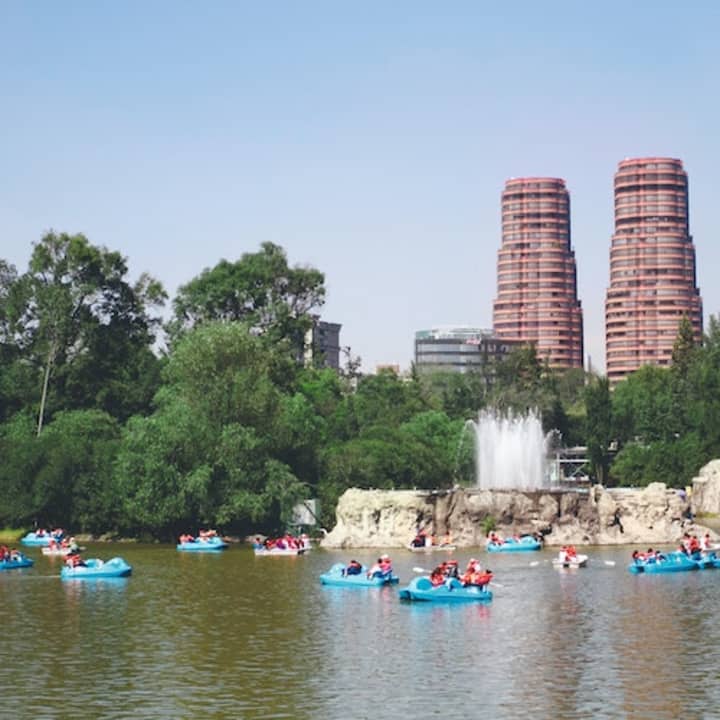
[6,545,720,719]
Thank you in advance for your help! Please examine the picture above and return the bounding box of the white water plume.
[471,408,552,491]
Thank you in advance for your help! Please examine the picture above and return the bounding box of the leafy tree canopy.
[169,242,325,353]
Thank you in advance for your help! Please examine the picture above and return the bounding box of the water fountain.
[469,408,554,491]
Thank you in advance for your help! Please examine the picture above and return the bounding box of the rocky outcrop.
[691,460,720,516]
[321,483,707,548]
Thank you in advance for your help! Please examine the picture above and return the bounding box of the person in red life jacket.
[488,532,500,545]
[681,532,692,553]
[66,550,86,568]
[566,545,577,560]
[689,535,701,555]
[0,545,9,561]
[430,563,446,586]
[471,568,493,589]
[461,558,480,585]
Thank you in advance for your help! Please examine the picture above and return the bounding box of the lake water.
[3,543,720,719]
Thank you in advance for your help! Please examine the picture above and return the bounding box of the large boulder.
[321,484,702,548]
[691,460,720,516]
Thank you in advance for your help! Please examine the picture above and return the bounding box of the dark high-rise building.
[493,177,584,368]
[605,157,702,383]
[304,319,342,370]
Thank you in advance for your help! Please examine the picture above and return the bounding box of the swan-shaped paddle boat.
[253,545,306,556]
[407,542,456,553]
[398,576,492,603]
[0,553,34,570]
[486,535,541,553]
[320,562,399,587]
[61,557,132,579]
[20,531,55,547]
[176,536,228,552]
[628,551,713,574]
[42,546,73,557]
[552,549,588,568]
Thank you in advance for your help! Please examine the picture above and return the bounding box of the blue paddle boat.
[320,562,399,587]
[0,553,34,570]
[486,535,541,552]
[20,531,54,547]
[398,576,492,603]
[628,551,704,574]
[61,557,132,579]
[177,536,228,552]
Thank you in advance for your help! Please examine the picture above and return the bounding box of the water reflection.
[6,545,720,718]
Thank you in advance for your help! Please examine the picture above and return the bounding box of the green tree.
[584,376,612,485]
[611,366,674,444]
[170,242,325,354]
[684,314,720,458]
[669,314,698,434]
[0,410,121,531]
[115,322,307,536]
[418,369,488,420]
[1,232,165,432]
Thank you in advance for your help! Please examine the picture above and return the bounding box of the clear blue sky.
[1,1,717,372]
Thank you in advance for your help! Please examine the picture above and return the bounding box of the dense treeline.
[1,233,719,537]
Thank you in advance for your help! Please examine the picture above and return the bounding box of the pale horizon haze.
[1,2,718,373]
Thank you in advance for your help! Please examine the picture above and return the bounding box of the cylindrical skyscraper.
[493,177,584,369]
[605,157,702,383]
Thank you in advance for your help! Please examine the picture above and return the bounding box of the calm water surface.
[3,544,720,719]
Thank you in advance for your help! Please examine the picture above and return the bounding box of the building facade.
[605,157,703,383]
[493,177,584,369]
[304,319,342,370]
[414,327,522,374]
